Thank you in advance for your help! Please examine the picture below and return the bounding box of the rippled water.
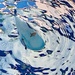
[0,0,75,75]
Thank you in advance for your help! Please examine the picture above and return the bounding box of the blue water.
[0,0,36,13]
[16,1,36,8]
[21,32,45,50]
[0,0,4,3]
[28,1,36,6]
[16,1,28,8]
[0,3,5,8]
[3,9,10,13]
[15,16,45,50]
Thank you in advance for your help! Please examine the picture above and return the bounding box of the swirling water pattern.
[0,0,75,75]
